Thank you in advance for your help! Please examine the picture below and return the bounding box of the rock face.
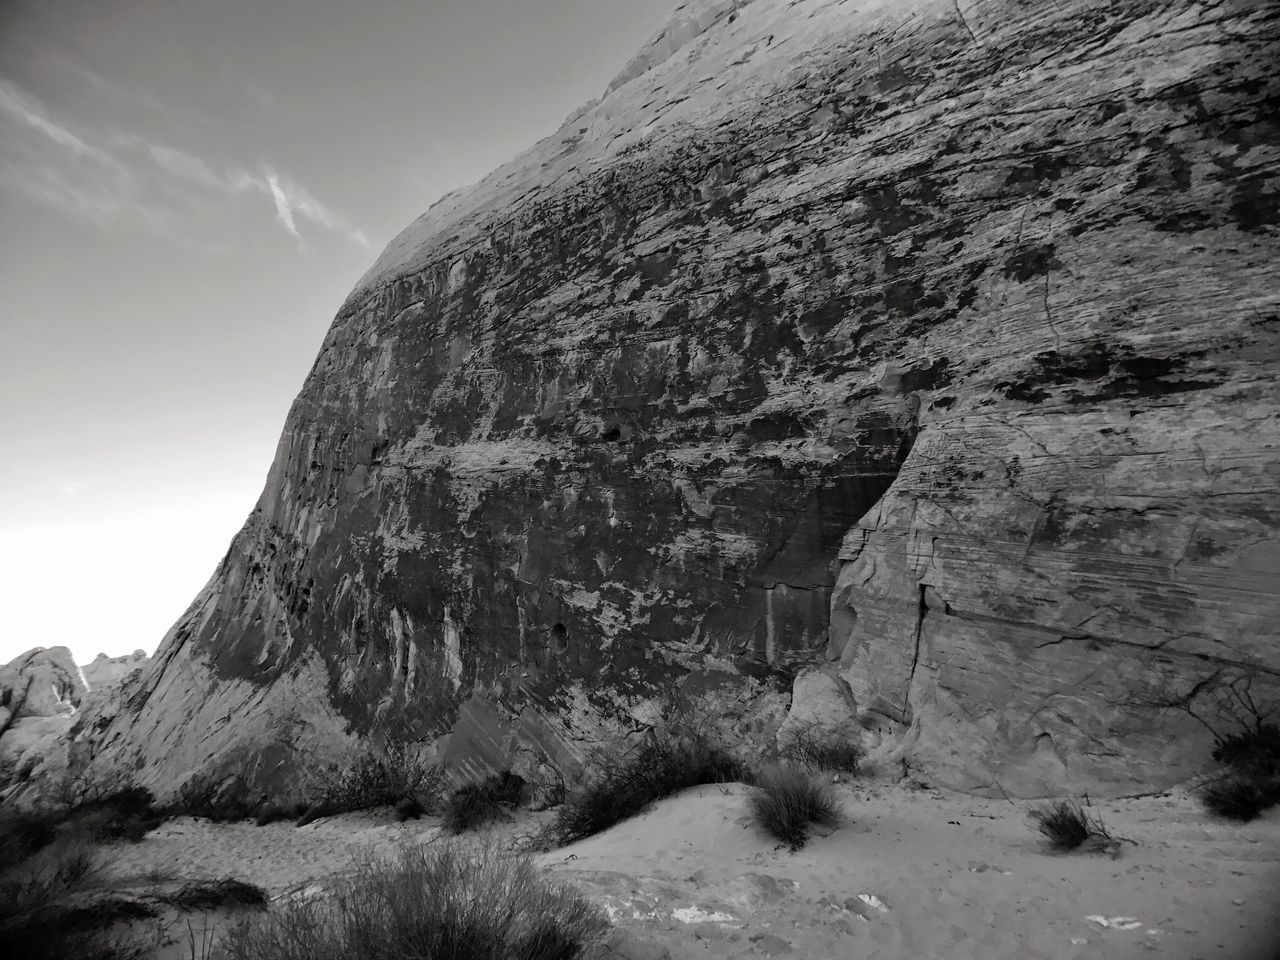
[0,647,86,794]
[0,647,151,802]
[0,646,85,729]
[86,0,1278,800]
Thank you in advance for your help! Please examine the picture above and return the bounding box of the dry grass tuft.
[748,767,841,851]
[1028,800,1116,852]
[218,840,608,960]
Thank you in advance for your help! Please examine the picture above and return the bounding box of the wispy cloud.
[0,76,367,247]
[266,170,299,236]
[0,79,122,169]
[263,167,368,246]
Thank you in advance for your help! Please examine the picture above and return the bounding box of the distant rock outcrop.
[0,647,149,801]
[84,0,1278,802]
[0,646,85,730]
[81,650,151,694]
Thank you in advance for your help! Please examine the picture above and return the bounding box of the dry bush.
[748,767,841,851]
[1199,774,1280,822]
[1201,720,1280,821]
[777,725,864,775]
[0,795,264,960]
[1212,721,1280,776]
[442,772,525,834]
[1129,666,1280,823]
[299,741,441,824]
[0,833,154,960]
[168,774,258,823]
[0,782,160,868]
[218,840,608,960]
[543,730,749,847]
[1028,800,1115,852]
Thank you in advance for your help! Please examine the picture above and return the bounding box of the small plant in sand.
[218,840,609,960]
[442,771,526,834]
[543,729,749,846]
[777,724,864,775]
[748,766,841,851]
[1028,799,1117,853]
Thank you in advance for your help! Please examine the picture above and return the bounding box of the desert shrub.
[1198,717,1280,822]
[0,785,160,868]
[1212,722,1280,777]
[0,801,262,959]
[0,809,59,865]
[442,772,525,834]
[255,801,285,826]
[72,786,162,842]
[777,725,864,775]
[0,833,154,960]
[168,775,258,823]
[748,767,841,851]
[1199,773,1280,822]
[1133,666,1279,821]
[544,730,749,847]
[218,840,608,960]
[1200,721,1280,822]
[300,741,440,823]
[1028,800,1115,851]
[394,796,424,822]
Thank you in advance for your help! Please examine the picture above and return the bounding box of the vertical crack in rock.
[950,0,982,46]
[903,584,930,720]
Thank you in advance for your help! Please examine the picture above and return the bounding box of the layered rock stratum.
[85,0,1278,800]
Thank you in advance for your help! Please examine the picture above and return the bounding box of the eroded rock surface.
[0,647,151,802]
[0,646,85,726]
[81,649,150,693]
[86,0,1278,800]
[0,647,85,797]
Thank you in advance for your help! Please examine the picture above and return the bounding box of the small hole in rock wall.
[551,622,570,653]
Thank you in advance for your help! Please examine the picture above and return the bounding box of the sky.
[0,0,673,666]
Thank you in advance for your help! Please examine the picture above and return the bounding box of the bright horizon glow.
[0,494,258,665]
[0,0,673,665]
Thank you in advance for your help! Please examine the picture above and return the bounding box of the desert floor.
[107,779,1279,960]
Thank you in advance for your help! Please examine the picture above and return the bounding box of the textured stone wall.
[85,0,1278,799]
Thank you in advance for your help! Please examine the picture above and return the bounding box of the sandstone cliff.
[85,0,1279,801]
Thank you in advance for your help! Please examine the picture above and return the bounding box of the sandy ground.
[102,780,1279,960]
